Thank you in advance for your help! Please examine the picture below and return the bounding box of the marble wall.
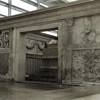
[71,15,100,84]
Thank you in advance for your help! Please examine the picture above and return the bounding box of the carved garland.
[26,39,47,51]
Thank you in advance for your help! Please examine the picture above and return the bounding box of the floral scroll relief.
[73,50,100,83]
[72,51,85,82]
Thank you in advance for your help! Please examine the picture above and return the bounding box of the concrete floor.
[1,82,100,100]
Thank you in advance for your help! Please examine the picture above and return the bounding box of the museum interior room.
[1,0,100,100]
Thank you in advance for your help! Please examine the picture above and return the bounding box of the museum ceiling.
[0,0,78,18]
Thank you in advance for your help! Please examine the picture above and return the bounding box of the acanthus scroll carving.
[72,50,100,82]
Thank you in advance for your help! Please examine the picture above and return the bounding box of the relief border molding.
[63,18,74,84]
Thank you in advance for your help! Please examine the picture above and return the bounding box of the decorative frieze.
[26,37,47,55]
[26,38,47,51]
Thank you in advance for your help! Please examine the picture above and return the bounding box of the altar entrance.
[25,30,58,83]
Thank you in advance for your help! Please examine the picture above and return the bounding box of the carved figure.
[4,32,9,47]
[0,30,9,48]
[81,17,100,44]
[82,29,96,44]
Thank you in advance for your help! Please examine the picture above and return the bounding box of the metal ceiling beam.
[37,0,71,7]
[0,0,28,12]
[21,0,45,9]
[8,0,12,16]
[0,14,6,17]
[11,5,27,12]
[21,0,37,7]
[37,0,40,9]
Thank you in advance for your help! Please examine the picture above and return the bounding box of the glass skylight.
[0,5,8,16]
[0,0,78,17]
[11,9,22,15]
[1,0,8,3]
[12,0,37,11]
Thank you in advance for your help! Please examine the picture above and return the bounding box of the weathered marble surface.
[72,50,100,84]
[0,53,9,75]
[0,53,13,81]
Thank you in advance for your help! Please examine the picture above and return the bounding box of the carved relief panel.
[26,38,47,55]
[73,16,100,44]
[0,30,10,48]
[72,50,100,83]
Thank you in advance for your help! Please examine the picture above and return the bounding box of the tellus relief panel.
[73,16,100,44]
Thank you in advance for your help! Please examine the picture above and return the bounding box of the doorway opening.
[25,28,58,83]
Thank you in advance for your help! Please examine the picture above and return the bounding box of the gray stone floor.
[0,82,100,100]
